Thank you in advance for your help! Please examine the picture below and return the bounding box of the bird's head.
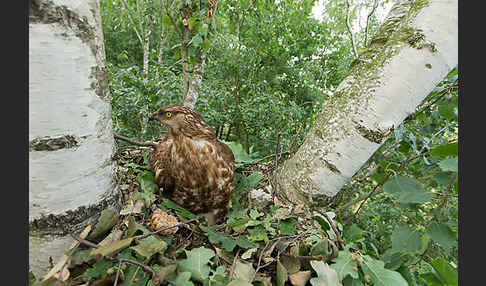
[149,104,215,138]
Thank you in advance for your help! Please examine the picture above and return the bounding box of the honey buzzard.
[148,104,235,223]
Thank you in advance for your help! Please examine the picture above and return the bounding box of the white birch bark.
[29,0,118,276]
[276,0,458,210]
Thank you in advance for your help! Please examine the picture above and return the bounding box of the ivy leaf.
[178,247,215,282]
[329,249,359,281]
[430,258,458,285]
[82,258,113,278]
[224,141,254,165]
[130,236,167,259]
[438,157,458,172]
[169,271,194,286]
[247,225,269,243]
[383,176,433,204]
[360,255,408,286]
[200,225,255,252]
[236,172,264,191]
[137,171,159,193]
[309,261,341,286]
[279,218,298,235]
[391,226,429,255]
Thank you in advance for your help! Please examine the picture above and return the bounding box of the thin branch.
[250,233,308,282]
[120,0,144,45]
[364,0,379,47]
[321,213,345,250]
[114,133,158,148]
[440,173,457,210]
[164,0,183,37]
[70,233,99,249]
[273,133,282,202]
[138,218,197,239]
[345,0,358,58]
[281,253,324,261]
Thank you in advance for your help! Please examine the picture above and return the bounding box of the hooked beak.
[149,113,158,121]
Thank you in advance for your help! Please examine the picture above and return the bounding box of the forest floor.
[32,145,344,286]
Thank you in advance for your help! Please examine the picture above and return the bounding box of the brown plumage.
[147,104,235,223]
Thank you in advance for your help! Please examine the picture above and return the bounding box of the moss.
[320,159,341,174]
[355,124,387,144]
[29,191,120,234]
[29,135,79,151]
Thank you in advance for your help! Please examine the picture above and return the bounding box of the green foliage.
[178,247,215,282]
[383,176,434,204]
[97,1,458,285]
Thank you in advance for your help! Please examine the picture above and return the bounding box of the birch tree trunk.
[29,0,119,277]
[276,0,458,211]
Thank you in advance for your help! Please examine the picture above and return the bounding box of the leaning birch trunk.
[29,0,119,277]
[276,0,457,210]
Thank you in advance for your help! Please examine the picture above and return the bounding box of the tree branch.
[345,0,358,58]
[120,0,144,45]
[114,133,158,148]
[364,0,379,47]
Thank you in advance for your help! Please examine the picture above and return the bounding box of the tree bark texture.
[29,0,119,276]
[276,0,458,211]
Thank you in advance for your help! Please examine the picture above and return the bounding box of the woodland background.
[62,0,458,285]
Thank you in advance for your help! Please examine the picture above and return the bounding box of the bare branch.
[120,0,144,45]
[364,0,379,47]
[114,133,158,148]
[345,0,359,58]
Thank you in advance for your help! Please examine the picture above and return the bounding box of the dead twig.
[113,258,156,286]
[228,248,241,280]
[281,253,324,261]
[138,218,197,239]
[250,232,308,282]
[321,213,345,250]
[114,133,158,148]
[273,133,282,202]
[70,233,99,249]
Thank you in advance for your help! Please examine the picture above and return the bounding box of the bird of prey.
[148,104,235,224]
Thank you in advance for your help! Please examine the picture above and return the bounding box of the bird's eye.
[165,112,172,118]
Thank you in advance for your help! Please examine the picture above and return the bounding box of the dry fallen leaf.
[289,271,312,286]
[42,225,91,281]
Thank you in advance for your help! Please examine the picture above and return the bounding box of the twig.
[120,0,144,45]
[281,253,324,261]
[114,133,158,148]
[321,213,345,250]
[70,233,99,249]
[345,0,358,59]
[363,0,379,47]
[114,260,123,286]
[273,133,282,202]
[138,218,197,239]
[114,258,156,286]
[250,233,307,282]
[228,248,241,280]
[440,173,457,210]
